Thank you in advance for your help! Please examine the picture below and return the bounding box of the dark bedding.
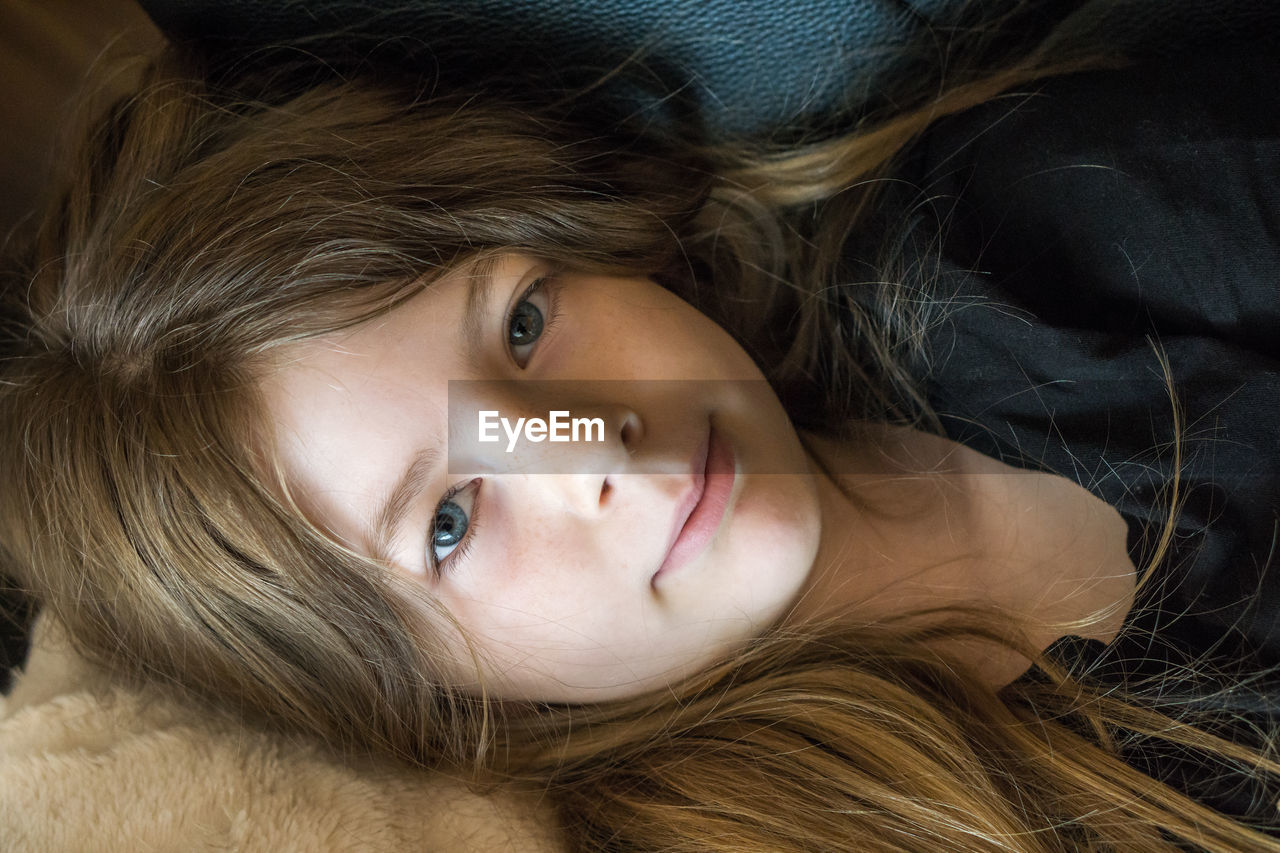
[900,46,1280,828]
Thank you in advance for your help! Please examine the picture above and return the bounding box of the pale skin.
[262,251,1137,701]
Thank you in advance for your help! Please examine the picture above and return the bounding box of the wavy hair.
[2,31,1279,853]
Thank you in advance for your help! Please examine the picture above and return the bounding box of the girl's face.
[262,253,821,701]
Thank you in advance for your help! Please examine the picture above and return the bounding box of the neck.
[785,423,1136,688]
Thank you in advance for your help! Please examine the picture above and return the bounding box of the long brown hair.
[2,33,1278,852]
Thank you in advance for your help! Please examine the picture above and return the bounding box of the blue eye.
[429,478,480,575]
[508,287,543,345]
[506,276,561,367]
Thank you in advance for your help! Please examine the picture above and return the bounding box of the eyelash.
[508,275,563,365]
[428,272,563,576]
[429,478,482,577]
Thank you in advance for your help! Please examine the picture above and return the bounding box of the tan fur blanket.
[0,613,562,851]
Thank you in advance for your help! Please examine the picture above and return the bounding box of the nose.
[504,404,642,516]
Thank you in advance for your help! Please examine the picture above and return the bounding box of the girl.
[2,29,1278,853]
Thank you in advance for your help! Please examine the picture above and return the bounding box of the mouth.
[653,421,735,587]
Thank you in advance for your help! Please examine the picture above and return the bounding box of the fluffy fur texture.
[0,614,561,852]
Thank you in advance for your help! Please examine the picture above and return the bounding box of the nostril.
[600,477,613,504]
[620,411,642,453]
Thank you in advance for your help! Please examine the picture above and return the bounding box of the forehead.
[256,272,469,545]
[264,271,463,425]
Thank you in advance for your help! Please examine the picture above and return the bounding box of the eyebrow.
[458,254,499,372]
[367,441,443,564]
[366,255,500,562]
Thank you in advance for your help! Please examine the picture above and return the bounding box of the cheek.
[445,531,645,654]
[449,591,665,700]
[442,539,757,699]
[713,473,822,623]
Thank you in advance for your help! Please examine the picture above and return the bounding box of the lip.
[653,423,735,587]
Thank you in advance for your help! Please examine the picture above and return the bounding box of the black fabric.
[896,46,1280,831]
[133,0,1077,138]
[134,0,1280,139]
[0,576,34,694]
